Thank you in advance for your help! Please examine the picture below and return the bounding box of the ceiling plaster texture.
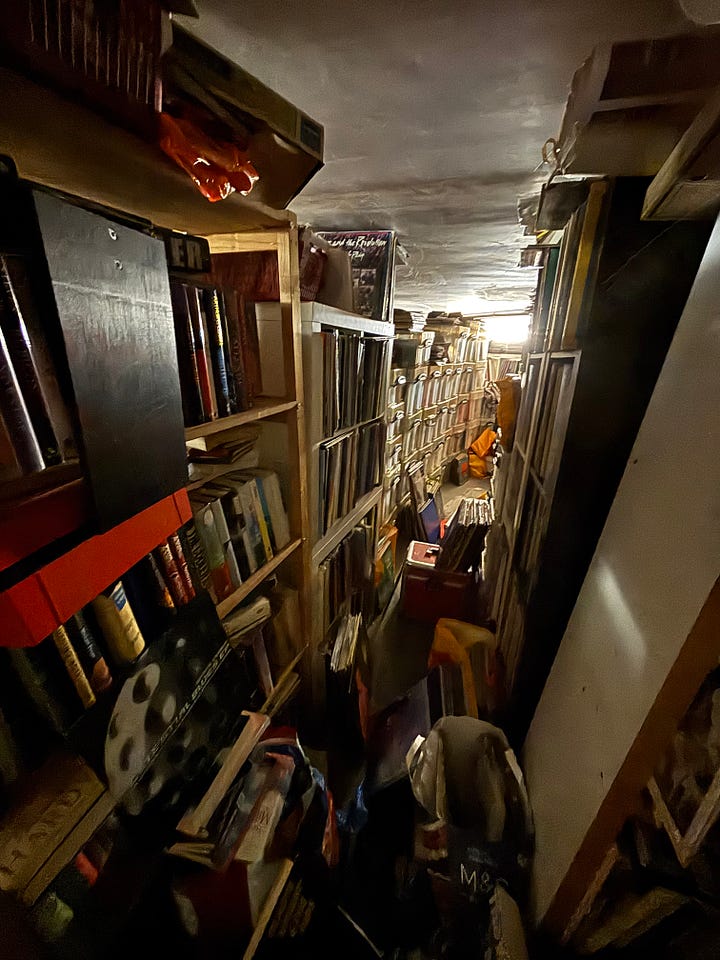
[182,0,690,311]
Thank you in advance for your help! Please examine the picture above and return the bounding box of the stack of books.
[0,253,77,481]
[393,308,426,332]
[189,469,291,601]
[169,279,263,428]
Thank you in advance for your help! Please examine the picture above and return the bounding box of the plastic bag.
[496,377,521,450]
[407,717,533,902]
[468,427,496,478]
[159,112,259,202]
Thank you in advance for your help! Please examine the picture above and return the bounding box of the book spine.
[251,475,276,553]
[69,612,113,694]
[156,540,189,606]
[169,532,196,600]
[264,473,291,549]
[240,298,262,407]
[238,483,268,568]
[187,286,216,420]
[195,289,219,419]
[216,290,238,414]
[0,324,44,474]
[181,521,212,593]
[146,551,176,609]
[91,582,146,663]
[247,480,273,561]
[52,625,96,709]
[231,492,257,575]
[203,288,233,418]
[1,255,76,462]
[209,497,241,588]
[170,281,204,426]
[194,506,233,600]
[222,288,249,411]
[0,260,60,465]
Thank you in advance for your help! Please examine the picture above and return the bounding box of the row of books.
[320,330,391,439]
[169,279,263,428]
[317,523,374,646]
[0,252,77,480]
[0,519,214,798]
[318,421,384,536]
[189,468,291,602]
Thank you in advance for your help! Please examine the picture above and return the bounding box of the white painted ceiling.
[181,0,691,313]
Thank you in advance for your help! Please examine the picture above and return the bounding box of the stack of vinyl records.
[436,497,494,572]
[393,308,425,332]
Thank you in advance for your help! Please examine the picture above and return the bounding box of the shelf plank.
[0,67,290,235]
[0,490,192,648]
[216,538,302,620]
[312,487,382,565]
[184,400,298,442]
[300,301,394,336]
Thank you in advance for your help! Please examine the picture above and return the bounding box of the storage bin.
[386,408,405,441]
[453,329,471,364]
[386,439,403,472]
[423,367,443,408]
[456,398,470,425]
[402,413,423,461]
[388,368,408,406]
[401,565,474,622]
[406,370,428,416]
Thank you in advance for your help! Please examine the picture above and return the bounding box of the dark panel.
[33,191,186,530]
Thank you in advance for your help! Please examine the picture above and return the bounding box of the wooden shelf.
[300,301,394,336]
[216,538,302,620]
[0,68,290,235]
[313,487,382,565]
[184,400,299,442]
[0,490,192,648]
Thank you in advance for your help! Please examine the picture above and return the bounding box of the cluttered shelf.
[184,400,299,442]
[216,538,302,620]
[0,67,291,235]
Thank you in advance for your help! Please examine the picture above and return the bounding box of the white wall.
[524,213,720,923]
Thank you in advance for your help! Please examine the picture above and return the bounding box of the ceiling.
[180,0,692,313]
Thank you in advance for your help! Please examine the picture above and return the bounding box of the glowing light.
[483,313,531,344]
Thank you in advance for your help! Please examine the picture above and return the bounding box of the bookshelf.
[488,178,713,739]
[301,301,392,715]
[0,52,313,950]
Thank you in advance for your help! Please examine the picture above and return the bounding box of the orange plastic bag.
[468,427,496,478]
[496,376,521,449]
[159,112,259,202]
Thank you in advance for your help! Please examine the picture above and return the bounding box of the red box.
[401,567,474,623]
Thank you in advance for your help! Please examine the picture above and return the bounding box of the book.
[52,625,96,710]
[66,611,113,695]
[241,469,290,551]
[216,289,238,413]
[0,412,22,482]
[0,257,61,467]
[179,520,212,594]
[1,255,76,463]
[186,286,216,420]
[155,540,189,606]
[0,323,44,475]
[145,551,176,610]
[192,501,234,600]
[222,287,249,411]
[200,490,244,588]
[214,476,268,570]
[203,287,234,418]
[240,298,262,405]
[91,582,146,664]
[169,280,204,426]
[169,532,197,601]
